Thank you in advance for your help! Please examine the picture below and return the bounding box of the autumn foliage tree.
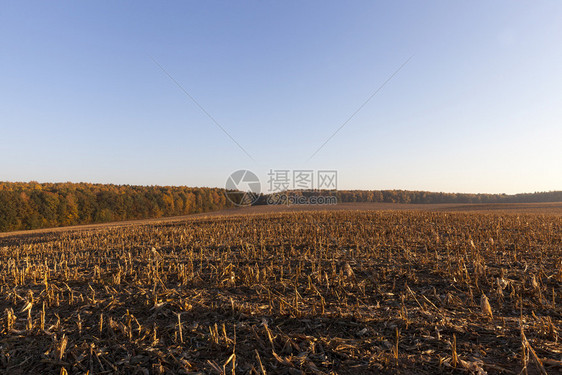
[0,182,234,232]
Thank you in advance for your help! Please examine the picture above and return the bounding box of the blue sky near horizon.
[1,1,561,194]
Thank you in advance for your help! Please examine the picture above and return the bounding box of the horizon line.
[1,179,560,197]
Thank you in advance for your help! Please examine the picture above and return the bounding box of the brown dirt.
[0,209,561,374]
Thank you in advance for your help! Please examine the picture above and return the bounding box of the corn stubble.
[0,211,561,374]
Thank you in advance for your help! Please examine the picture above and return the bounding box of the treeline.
[258,189,562,204]
[333,190,562,204]
[0,182,232,232]
[1,181,561,233]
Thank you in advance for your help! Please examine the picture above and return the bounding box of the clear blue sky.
[1,1,561,194]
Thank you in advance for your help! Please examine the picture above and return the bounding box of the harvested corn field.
[0,210,561,374]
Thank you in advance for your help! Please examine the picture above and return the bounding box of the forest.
[0,182,231,232]
[257,189,562,205]
[318,189,562,204]
[1,181,561,232]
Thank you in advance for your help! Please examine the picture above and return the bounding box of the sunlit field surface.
[1,209,561,374]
